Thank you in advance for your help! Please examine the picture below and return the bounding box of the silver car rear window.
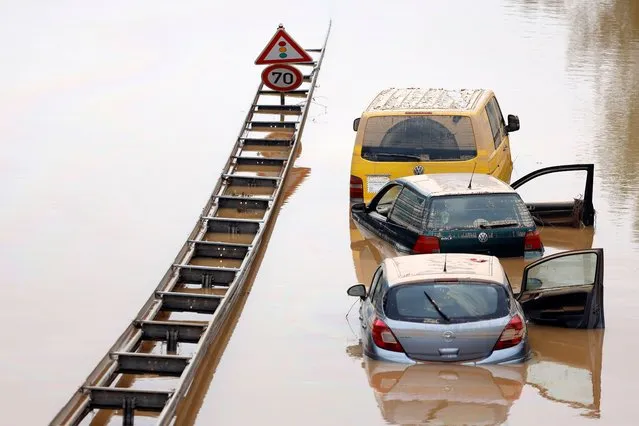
[384,282,509,323]
[426,193,535,230]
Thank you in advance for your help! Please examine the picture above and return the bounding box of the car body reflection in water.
[350,217,595,290]
[345,326,602,424]
[348,219,602,423]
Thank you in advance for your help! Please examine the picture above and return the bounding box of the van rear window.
[385,282,509,323]
[361,115,477,162]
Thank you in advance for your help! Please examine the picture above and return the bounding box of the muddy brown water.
[2,1,639,425]
[188,2,639,425]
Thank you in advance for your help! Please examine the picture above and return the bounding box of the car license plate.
[367,175,390,193]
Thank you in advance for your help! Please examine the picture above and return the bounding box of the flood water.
[1,0,639,425]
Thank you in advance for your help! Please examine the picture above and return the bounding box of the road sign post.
[256,24,309,98]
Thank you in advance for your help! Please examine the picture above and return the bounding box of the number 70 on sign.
[261,64,303,92]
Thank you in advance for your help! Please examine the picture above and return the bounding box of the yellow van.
[350,88,520,204]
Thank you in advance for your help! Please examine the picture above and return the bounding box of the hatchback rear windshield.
[384,282,509,323]
[361,115,477,162]
[427,193,534,230]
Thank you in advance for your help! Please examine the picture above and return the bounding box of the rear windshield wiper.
[479,221,520,229]
[371,152,423,161]
[423,290,451,323]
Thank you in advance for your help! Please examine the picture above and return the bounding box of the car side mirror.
[351,202,366,212]
[353,118,360,132]
[505,114,520,133]
[526,277,543,291]
[347,284,367,299]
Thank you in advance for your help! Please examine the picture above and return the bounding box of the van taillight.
[493,314,525,350]
[413,235,440,254]
[524,230,543,251]
[350,175,364,202]
[371,317,404,353]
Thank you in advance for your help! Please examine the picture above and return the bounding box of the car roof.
[383,253,506,286]
[365,88,487,113]
[397,173,515,196]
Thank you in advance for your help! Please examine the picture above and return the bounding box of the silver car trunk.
[386,317,510,362]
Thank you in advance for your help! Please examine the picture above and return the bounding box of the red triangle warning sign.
[255,25,313,65]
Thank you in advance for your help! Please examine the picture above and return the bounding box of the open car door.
[511,164,595,227]
[518,248,604,329]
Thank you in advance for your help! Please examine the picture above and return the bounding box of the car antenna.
[468,162,477,189]
[443,254,447,272]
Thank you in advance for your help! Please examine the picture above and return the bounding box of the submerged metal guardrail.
[50,22,331,426]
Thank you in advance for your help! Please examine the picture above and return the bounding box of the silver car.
[347,250,604,364]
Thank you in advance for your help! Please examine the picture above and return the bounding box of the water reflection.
[509,0,639,237]
[362,361,525,425]
[526,326,603,418]
[349,217,594,289]
[348,218,601,422]
[573,0,639,238]
[83,158,311,426]
[345,326,602,424]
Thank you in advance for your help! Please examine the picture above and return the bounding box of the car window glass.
[361,115,477,162]
[385,282,509,323]
[427,194,535,230]
[372,272,387,307]
[504,273,514,292]
[492,97,506,128]
[374,185,402,216]
[477,109,496,153]
[389,187,426,232]
[485,98,503,149]
[368,267,383,299]
[525,252,597,292]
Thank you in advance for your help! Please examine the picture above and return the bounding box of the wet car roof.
[365,88,486,112]
[398,173,515,196]
[383,253,505,286]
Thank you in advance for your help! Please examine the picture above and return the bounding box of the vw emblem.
[442,331,455,342]
[478,232,489,243]
[413,165,424,175]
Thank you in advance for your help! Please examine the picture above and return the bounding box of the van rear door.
[360,114,480,191]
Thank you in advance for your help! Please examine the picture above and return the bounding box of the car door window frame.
[520,250,598,293]
[374,273,390,312]
[517,248,605,329]
[510,164,596,227]
[368,266,383,301]
[388,186,427,233]
[485,97,504,149]
[369,183,403,219]
[492,97,507,130]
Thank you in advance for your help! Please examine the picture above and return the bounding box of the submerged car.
[346,250,604,365]
[349,88,521,204]
[351,164,596,258]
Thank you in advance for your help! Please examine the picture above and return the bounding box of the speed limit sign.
[261,64,303,92]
